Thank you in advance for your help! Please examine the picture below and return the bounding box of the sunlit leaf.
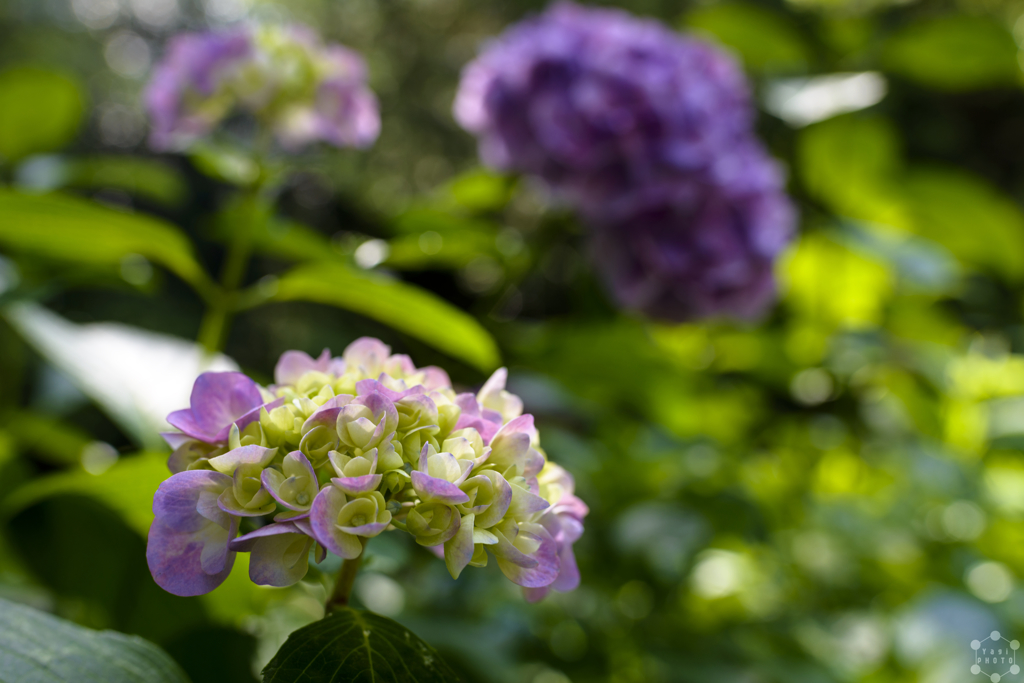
[0,189,212,292]
[0,67,85,163]
[797,114,910,228]
[0,597,190,683]
[903,167,1024,279]
[262,607,459,683]
[779,233,893,330]
[266,262,500,371]
[685,2,811,74]
[189,142,260,186]
[881,15,1019,91]
[385,230,497,270]
[446,169,512,212]
[3,304,237,450]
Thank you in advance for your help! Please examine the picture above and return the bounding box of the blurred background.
[3,0,1024,682]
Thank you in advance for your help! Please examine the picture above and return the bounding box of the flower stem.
[326,541,367,614]
[197,185,267,353]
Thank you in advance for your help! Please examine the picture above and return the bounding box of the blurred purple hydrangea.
[455,1,796,321]
[145,25,379,152]
[587,146,795,321]
[145,30,252,151]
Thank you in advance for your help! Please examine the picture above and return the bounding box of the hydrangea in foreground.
[147,338,587,602]
[145,25,379,151]
[454,1,796,321]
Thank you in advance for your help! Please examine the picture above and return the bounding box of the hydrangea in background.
[455,1,796,321]
[147,338,587,601]
[145,25,379,151]
[586,146,796,321]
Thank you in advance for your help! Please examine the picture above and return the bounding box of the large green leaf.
[65,156,189,207]
[797,115,909,228]
[685,2,811,74]
[881,15,1020,91]
[3,304,237,450]
[1,451,169,535]
[265,262,500,371]
[0,450,276,625]
[0,190,211,293]
[262,607,459,683]
[903,167,1024,279]
[0,596,191,683]
[0,67,85,163]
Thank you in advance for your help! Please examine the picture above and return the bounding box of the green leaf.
[391,207,496,236]
[684,2,811,74]
[3,304,237,451]
[797,115,910,228]
[881,15,1020,91]
[65,156,189,207]
[190,143,260,186]
[0,67,85,163]
[4,411,93,466]
[0,189,212,293]
[385,230,497,270]
[266,262,500,371]
[0,449,280,627]
[1,451,169,535]
[445,169,512,212]
[262,607,460,683]
[903,166,1024,279]
[0,596,191,683]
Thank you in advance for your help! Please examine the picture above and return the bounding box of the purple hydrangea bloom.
[145,30,252,151]
[165,371,268,444]
[587,146,796,321]
[145,25,379,152]
[149,339,586,601]
[455,2,797,321]
[275,47,381,150]
[454,1,753,206]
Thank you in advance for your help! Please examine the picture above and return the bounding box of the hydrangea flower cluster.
[145,24,379,151]
[147,338,586,602]
[454,1,796,321]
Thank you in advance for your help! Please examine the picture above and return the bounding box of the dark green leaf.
[266,262,500,371]
[684,2,811,74]
[881,15,1019,91]
[262,607,460,683]
[0,67,85,162]
[4,411,93,466]
[66,156,189,206]
[1,451,169,535]
[0,190,212,293]
[0,596,191,683]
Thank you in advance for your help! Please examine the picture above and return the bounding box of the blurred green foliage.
[2,0,1024,682]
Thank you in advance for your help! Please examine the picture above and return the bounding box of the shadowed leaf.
[0,596,191,683]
